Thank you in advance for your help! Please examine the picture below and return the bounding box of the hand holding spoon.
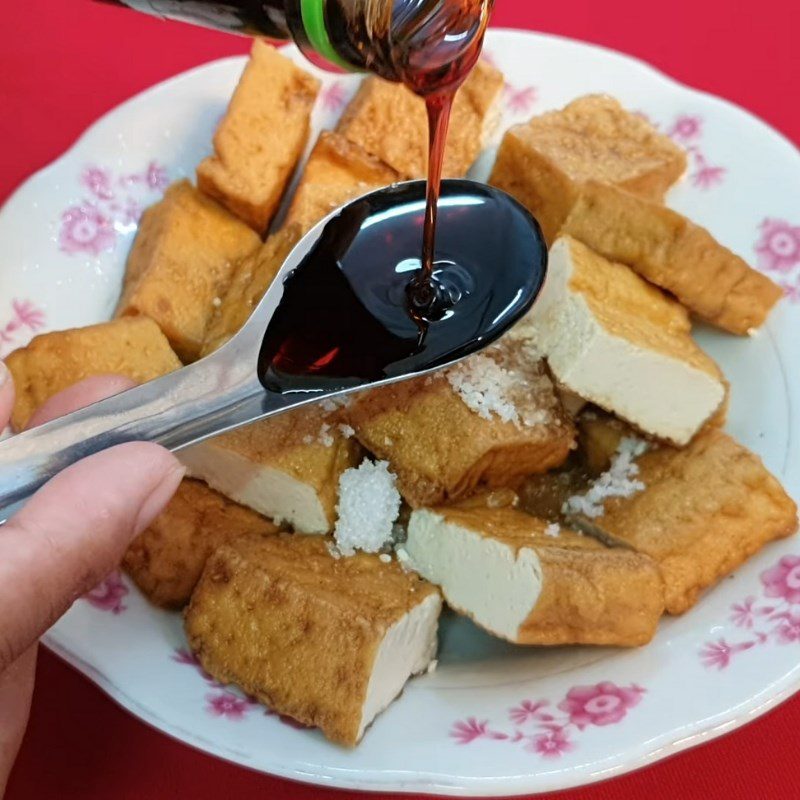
[0,180,546,520]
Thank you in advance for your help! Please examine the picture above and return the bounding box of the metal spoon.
[0,180,546,520]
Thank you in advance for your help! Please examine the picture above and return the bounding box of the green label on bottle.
[300,0,356,71]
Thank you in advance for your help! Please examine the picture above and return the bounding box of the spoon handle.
[0,350,296,522]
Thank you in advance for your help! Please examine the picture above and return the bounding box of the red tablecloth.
[3,2,799,798]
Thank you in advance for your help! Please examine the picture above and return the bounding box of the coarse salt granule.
[446,353,520,425]
[338,423,355,439]
[320,396,350,413]
[563,437,648,519]
[544,522,561,538]
[334,459,402,556]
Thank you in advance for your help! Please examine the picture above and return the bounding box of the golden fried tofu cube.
[404,504,663,646]
[561,181,783,333]
[197,41,321,232]
[284,131,400,234]
[201,226,301,357]
[348,342,575,507]
[116,180,261,362]
[124,479,280,608]
[179,405,362,534]
[336,60,504,179]
[489,95,687,242]
[523,237,726,445]
[579,429,798,614]
[5,317,180,431]
[185,534,441,746]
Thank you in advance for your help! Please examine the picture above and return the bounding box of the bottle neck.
[101,1,493,90]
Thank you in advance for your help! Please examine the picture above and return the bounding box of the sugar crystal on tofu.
[5,317,180,431]
[179,405,362,535]
[116,180,261,362]
[348,340,575,507]
[561,180,783,333]
[124,479,280,608]
[201,226,301,357]
[403,503,663,646]
[336,60,504,179]
[521,236,726,445]
[572,428,798,614]
[197,41,320,232]
[185,534,441,747]
[489,95,687,242]
[284,131,400,235]
[334,459,402,556]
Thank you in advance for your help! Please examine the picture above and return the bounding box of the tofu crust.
[348,344,575,507]
[124,479,280,608]
[407,505,664,646]
[489,94,687,243]
[201,226,301,356]
[561,181,783,333]
[284,131,400,234]
[577,429,798,614]
[179,405,363,534]
[197,40,321,232]
[336,60,504,179]
[185,534,440,746]
[116,180,261,361]
[5,317,181,431]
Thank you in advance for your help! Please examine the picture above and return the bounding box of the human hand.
[0,362,184,795]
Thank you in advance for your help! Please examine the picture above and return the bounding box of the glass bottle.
[100,1,493,95]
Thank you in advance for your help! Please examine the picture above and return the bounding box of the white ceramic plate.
[2,28,799,797]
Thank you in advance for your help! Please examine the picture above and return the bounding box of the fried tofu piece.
[404,504,663,646]
[336,60,504,179]
[489,95,687,242]
[284,131,400,234]
[575,429,798,614]
[116,180,261,362]
[124,479,279,608]
[185,534,441,746]
[197,41,320,232]
[179,405,362,534]
[348,342,575,507]
[5,317,180,431]
[561,181,783,333]
[522,236,726,445]
[201,226,301,356]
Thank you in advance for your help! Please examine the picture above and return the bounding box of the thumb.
[0,442,184,670]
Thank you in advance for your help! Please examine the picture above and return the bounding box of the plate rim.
[3,26,796,796]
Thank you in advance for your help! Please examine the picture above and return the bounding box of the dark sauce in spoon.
[258,181,546,393]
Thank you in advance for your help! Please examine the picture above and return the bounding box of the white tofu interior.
[359,592,441,739]
[404,509,543,642]
[180,441,329,534]
[527,238,725,445]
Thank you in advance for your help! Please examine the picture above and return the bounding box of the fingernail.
[133,463,186,536]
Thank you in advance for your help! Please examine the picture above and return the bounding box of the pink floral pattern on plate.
[58,161,169,257]
[172,647,309,728]
[0,299,46,358]
[754,218,800,302]
[450,682,645,757]
[665,115,726,189]
[480,50,537,117]
[82,570,129,614]
[699,554,800,669]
